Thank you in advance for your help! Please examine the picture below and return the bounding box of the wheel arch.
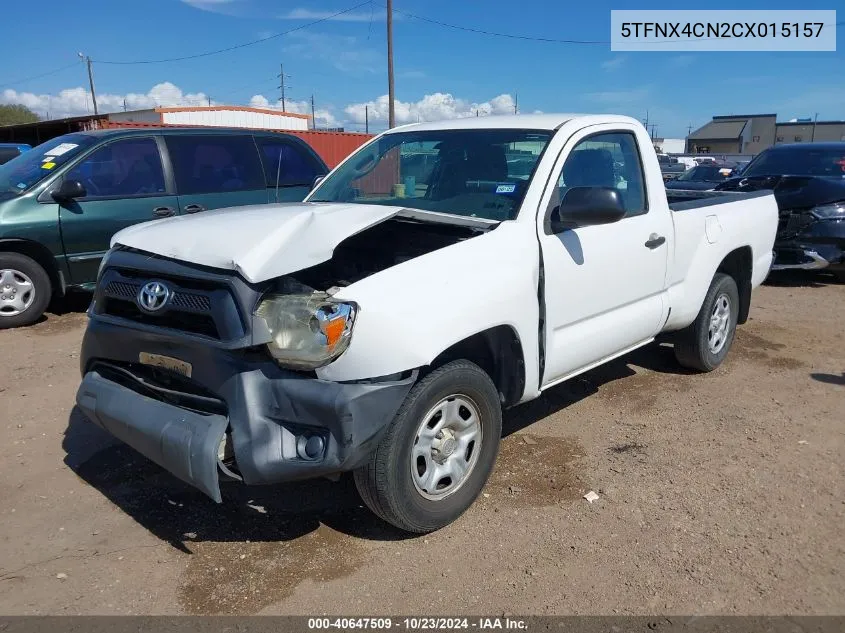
[426,325,526,408]
[0,238,64,297]
[715,246,752,324]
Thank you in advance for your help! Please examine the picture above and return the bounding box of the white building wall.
[107,109,161,123]
[160,109,309,131]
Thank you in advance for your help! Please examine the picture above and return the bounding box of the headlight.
[255,293,356,370]
[811,202,845,219]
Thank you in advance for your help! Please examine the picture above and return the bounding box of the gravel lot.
[1,274,843,615]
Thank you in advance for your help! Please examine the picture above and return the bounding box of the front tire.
[674,272,739,372]
[354,359,502,533]
[0,253,52,329]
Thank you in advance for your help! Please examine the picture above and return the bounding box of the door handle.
[183,203,206,214]
[152,206,176,218]
[645,233,666,249]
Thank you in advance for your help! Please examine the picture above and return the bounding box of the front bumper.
[76,317,415,502]
[773,218,845,272]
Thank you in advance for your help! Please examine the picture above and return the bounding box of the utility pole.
[278,63,289,112]
[365,105,369,134]
[643,110,649,129]
[687,123,693,136]
[386,0,396,128]
[79,53,98,115]
[811,112,818,142]
[207,95,212,107]
[311,94,316,130]
[123,98,127,112]
[514,93,518,115]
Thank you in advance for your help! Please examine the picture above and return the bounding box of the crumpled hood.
[111,202,401,283]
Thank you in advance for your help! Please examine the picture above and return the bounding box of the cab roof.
[383,113,641,133]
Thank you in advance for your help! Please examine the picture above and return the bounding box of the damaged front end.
[772,201,845,272]
[76,213,489,502]
[718,175,845,274]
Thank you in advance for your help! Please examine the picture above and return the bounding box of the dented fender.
[316,221,542,401]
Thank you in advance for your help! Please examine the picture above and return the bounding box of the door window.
[166,135,265,195]
[255,137,324,187]
[556,132,647,217]
[65,138,166,198]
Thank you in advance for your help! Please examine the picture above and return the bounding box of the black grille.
[102,297,220,338]
[99,275,221,339]
[105,281,139,300]
[170,292,211,312]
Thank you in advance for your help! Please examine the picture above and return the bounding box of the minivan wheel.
[674,272,739,372]
[353,359,502,534]
[0,253,52,329]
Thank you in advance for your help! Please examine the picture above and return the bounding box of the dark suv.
[0,128,328,327]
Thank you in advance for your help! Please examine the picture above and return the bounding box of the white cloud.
[343,93,518,126]
[181,0,241,14]
[1,82,212,119]
[283,31,381,74]
[248,94,339,128]
[279,7,391,22]
[600,57,626,71]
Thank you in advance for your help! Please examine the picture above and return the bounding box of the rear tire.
[0,253,52,329]
[354,359,502,534]
[674,273,739,372]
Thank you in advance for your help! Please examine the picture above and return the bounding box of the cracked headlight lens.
[255,293,356,370]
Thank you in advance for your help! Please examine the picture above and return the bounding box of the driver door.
[57,136,179,285]
[538,125,671,387]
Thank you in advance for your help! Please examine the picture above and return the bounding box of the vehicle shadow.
[764,270,830,288]
[48,290,92,316]
[810,371,845,386]
[63,341,689,548]
[502,341,690,437]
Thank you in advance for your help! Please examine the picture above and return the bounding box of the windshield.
[308,129,553,221]
[0,134,97,194]
[677,165,732,182]
[743,146,845,178]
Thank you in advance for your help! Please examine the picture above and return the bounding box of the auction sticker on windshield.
[44,142,79,157]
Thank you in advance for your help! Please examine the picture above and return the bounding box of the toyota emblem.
[137,281,170,312]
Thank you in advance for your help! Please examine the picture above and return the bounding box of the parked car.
[716,142,845,281]
[665,163,736,191]
[75,114,777,533]
[660,162,686,181]
[0,143,31,165]
[0,128,328,327]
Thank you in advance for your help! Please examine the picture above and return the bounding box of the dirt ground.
[1,273,843,615]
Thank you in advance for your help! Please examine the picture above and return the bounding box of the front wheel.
[674,272,739,372]
[0,253,52,329]
[354,359,502,533]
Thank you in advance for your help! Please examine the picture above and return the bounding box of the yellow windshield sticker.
[41,162,56,169]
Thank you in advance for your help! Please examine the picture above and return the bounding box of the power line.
[393,8,607,44]
[395,9,844,45]
[0,61,80,89]
[94,0,374,65]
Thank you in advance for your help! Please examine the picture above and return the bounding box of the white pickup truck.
[75,114,778,533]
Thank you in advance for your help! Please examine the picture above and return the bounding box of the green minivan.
[0,127,328,328]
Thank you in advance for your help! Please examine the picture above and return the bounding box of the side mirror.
[311,175,325,191]
[52,179,87,201]
[546,186,626,233]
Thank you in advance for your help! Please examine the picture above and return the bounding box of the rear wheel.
[674,273,739,372]
[354,359,502,533]
[0,253,52,329]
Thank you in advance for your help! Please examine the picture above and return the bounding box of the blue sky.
[0,0,843,136]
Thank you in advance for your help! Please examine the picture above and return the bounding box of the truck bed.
[667,189,773,210]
